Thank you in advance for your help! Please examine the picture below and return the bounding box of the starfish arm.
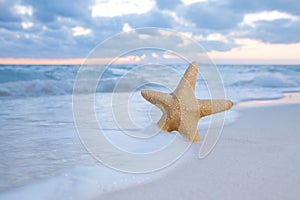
[198,99,233,117]
[178,115,200,142]
[157,113,168,131]
[174,62,198,96]
[140,61,234,143]
[141,90,173,110]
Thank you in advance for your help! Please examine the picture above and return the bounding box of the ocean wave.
[0,65,178,98]
[1,65,300,100]
[231,73,297,88]
[0,79,74,98]
[0,77,160,98]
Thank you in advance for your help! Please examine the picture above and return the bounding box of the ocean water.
[1,64,300,199]
[1,64,299,100]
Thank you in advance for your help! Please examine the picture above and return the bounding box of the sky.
[0,0,300,64]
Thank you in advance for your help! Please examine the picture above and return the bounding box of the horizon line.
[0,58,300,65]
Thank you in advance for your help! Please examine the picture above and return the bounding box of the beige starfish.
[141,62,233,142]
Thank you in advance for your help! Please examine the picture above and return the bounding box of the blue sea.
[1,64,300,199]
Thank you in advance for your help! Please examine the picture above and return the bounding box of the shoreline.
[238,92,300,107]
[98,95,300,200]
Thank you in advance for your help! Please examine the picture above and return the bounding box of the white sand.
[98,100,300,200]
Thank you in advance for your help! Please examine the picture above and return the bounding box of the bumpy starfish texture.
[141,62,233,142]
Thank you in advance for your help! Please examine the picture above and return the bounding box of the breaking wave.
[1,65,300,101]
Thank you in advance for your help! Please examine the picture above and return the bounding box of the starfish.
[141,62,233,142]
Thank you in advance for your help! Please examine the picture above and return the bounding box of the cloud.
[179,2,243,30]
[1,0,300,59]
[12,4,33,16]
[92,0,155,17]
[122,23,133,32]
[228,0,300,16]
[83,28,209,61]
[21,0,92,22]
[193,33,238,51]
[72,26,92,37]
[236,9,300,44]
[0,1,21,22]
[244,19,300,44]
[121,9,172,28]
[21,21,33,29]
[175,0,300,50]
[241,10,299,27]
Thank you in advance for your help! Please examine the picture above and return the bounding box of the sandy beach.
[98,96,300,200]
